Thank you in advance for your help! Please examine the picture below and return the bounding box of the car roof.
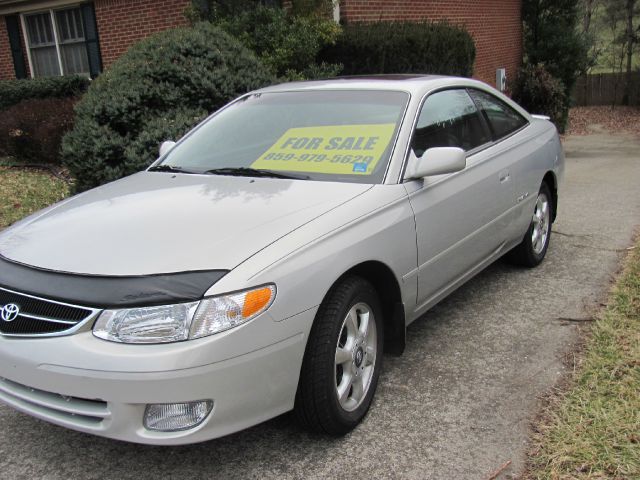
[255,74,484,95]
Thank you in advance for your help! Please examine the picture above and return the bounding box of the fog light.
[143,400,213,432]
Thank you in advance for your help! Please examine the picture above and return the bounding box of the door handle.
[499,170,510,183]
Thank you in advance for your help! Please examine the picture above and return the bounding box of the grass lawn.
[526,241,640,478]
[0,166,70,229]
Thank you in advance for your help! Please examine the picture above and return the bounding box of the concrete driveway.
[1,132,639,480]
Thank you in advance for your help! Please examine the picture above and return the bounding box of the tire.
[506,182,553,267]
[295,275,384,435]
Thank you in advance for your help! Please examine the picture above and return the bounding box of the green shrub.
[216,5,341,80]
[512,63,567,131]
[0,97,77,164]
[61,22,274,192]
[321,21,476,77]
[521,0,590,129]
[0,75,89,111]
[522,0,589,96]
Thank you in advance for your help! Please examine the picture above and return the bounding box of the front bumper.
[0,307,316,445]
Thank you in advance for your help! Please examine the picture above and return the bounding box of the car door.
[466,88,533,240]
[403,88,515,313]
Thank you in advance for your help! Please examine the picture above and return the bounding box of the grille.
[0,287,98,336]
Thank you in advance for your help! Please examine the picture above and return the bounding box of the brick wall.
[0,18,14,80]
[340,0,522,88]
[94,0,190,69]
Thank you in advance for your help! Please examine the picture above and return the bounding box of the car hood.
[0,172,373,275]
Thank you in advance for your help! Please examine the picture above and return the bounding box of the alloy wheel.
[531,192,550,255]
[334,302,377,412]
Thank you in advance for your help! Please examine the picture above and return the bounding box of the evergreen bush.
[512,63,567,131]
[61,23,274,192]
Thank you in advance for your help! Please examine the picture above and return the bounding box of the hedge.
[0,75,89,111]
[321,21,476,77]
[61,22,274,192]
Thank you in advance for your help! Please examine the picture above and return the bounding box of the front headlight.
[93,285,275,344]
[93,302,199,344]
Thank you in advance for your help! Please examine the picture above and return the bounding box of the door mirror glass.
[159,140,176,158]
[405,147,466,180]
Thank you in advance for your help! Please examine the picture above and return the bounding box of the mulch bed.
[566,105,640,137]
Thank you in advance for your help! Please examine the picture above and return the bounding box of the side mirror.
[159,140,176,158]
[404,147,466,180]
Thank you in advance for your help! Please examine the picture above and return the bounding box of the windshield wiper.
[203,167,309,180]
[148,164,198,174]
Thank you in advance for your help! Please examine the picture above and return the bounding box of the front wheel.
[506,183,553,267]
[295,275,383,435]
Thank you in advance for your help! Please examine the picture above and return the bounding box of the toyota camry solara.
[0,75,564,444]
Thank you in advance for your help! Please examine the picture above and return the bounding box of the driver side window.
[411,89,491,157]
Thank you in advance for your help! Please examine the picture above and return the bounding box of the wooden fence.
[572,72,640,106]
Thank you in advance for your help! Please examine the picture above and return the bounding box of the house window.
[22,7,90,77]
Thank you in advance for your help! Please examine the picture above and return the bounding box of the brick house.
[0,0,521,89]
[0,0,190,80]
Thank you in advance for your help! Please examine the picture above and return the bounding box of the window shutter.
[5,15,27,79]
[80,2,102,78]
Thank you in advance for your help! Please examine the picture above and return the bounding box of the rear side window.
[468,89,528,140]
[411,89,491,156]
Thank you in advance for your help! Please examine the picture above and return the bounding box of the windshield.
[157,90,409,183]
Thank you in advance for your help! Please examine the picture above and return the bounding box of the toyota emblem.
[0,303,20,322]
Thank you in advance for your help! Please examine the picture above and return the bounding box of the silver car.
[0,75,563,444]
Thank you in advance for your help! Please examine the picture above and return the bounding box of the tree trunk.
[622,0,636,105]
[583,0,596,105]
[613,29,627,108]
[583,0,595,33]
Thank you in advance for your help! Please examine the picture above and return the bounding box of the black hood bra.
[0,255,228,309]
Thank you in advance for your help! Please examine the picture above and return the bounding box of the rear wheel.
[295,275,383,435]
[506,183,553,267]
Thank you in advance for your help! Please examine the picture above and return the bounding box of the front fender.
[205,185,417,323]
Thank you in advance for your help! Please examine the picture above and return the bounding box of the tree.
[582,0,599,32]
[603,0,638,104]
[522,0,592,127]
[523,0,592,93]
[579,0,603,70]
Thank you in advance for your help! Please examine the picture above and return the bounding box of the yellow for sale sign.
[251,123,396,175]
